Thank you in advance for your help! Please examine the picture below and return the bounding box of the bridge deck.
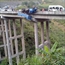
[32,11,65,20]
[0,11,65,19]
[0,14,24,19]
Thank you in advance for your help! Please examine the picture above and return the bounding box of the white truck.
[48,5,65,12]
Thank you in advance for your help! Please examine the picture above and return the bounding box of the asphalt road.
[0,1,22,8]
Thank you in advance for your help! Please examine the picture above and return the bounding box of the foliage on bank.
[19,42,65,65]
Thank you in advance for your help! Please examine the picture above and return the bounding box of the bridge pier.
[0,16,26,65]
[34,22,39,55]
[46,21,50,48]
[34,20,50,55]
[40,22,44,48]
[4,18,12,65]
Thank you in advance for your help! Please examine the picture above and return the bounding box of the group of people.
[21,7,37,14]
[18,7,37,21]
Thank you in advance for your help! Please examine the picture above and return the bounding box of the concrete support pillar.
[34,22,39,55]
[9,20,14,55]
[1,20,7,57]
[46,21,49,41]
[0,52,1,60]
[13,19,19,65]
[20,19,26,59]
[40,22,44,46]
[38,22,45,49]
[4,19,12,65]
[46,21,50,48]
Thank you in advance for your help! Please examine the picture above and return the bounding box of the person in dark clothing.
[18,7,37,22]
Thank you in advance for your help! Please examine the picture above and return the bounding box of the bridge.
[0,11,65,65]
[32,11,65,19]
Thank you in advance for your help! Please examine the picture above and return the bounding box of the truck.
[48,5,65,12]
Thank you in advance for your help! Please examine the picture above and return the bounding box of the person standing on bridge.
[18,7,37,22]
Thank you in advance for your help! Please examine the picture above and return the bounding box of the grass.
[54,20,65,26]
[39,3,50,9]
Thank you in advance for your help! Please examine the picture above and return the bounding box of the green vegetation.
[22,1,37,8]
[44,0,65,7]
[54,20,65,26]
[0,0,65,65]
[23,20,35,55]
[39,4,49,9]
[15,5,27,10]
[49,22,65,47]
[0,59,8,65]
[19,42,65,65]
[0,19,65,65]
[0,58,17,65]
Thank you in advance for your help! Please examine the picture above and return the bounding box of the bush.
[41,42,65,65]
[19,42,65,65]
[0,59,9,65]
